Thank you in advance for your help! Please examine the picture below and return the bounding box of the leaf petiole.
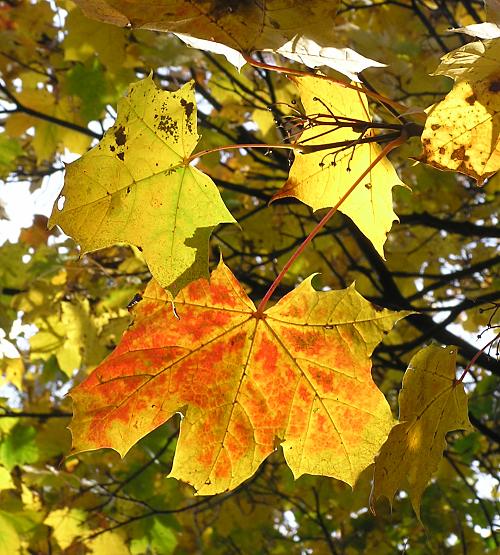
[456,332,500,383]
[187,132,408,164]
[242,54,426,123]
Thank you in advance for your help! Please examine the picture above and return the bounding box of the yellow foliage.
[420,39,500,183]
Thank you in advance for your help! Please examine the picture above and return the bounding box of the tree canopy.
[0,0,498,553]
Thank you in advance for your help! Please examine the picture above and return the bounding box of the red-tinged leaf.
[69,262,408,494]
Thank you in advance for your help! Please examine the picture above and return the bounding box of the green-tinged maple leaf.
[29,298,105,377]
[0,425,39,471]
[49,76,236,296]
[419,39,500,184]
[370,345,473,519]
[73,0,339,52]
[64,60,109,122]
[69,261,408,495]
[0,357,24,391]
[0,513,20,555]
[0,133,23,178]
[0,467,15,491]
[273,76,405,257]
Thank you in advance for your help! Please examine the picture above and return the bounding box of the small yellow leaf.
[0,513,20,555]
[0,467,15,491]
[21,484,41,511]
[273,76,405,257]
[44,508,87,550]
[0,357,24,391]
[370,345,473,519]
[88,530,130,554]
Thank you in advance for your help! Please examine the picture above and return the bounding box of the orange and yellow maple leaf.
[70,261,408,494]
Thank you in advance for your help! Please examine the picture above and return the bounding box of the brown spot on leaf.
[180,98,194,119]
[115,126,126,146]
[451,146,465,161]
[117,152,125,161]
[431,124,440,131]
[439,147,445,155]
[465,94,476,105]
[157,114,179,140]
[180,98,194,133]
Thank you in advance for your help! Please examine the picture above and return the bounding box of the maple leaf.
[272,76,405,257]
[73,0,339,52]
[370,345,473,519]
[419,39,500,184]
[49,76,235,296]
[69,261,407,495]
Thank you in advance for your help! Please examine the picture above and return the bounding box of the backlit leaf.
[273,76,405,257]
[0,467,15,491]
[0,356,24,391]
[44,508,86,550]
[63,7,130,75]
[0,513,20,555]
[69,261,407,494]
[0,425,39,471]
[451,23,500,40]
[49,76,236,295]
[370,345,473,518]
[29,298,105,377]
[419,39,500,184]
[0,133,23,178]
[275,38,386,82]
[73,0,339,52]
[172,33,246,71]
[88,531,130,555]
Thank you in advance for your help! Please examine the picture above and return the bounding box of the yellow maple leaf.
[370,345,473,519]
[44,508,87,550]
[419,39,500,184]
[273,76,405,257]
[49,76,236,296]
